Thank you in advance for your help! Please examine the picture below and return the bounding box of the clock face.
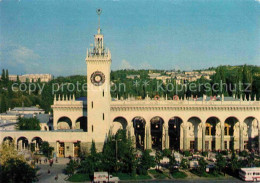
[91,71,105,86]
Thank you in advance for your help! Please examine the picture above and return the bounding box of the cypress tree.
[6,69,9,82]
[0,95,7,113]
[1,69,6,83]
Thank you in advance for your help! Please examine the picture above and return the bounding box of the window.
[92,125,94,132]
[103,90,104,97]
[211,140,215,150]
[190,141,195,150]
[224,141,228,149]
[224,126,228,135]
[92,101,93,109]
[103,113,105,120]
[205,141,209,150]
[206,127,210,135]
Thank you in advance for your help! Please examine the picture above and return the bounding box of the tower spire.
[96,8,102,34]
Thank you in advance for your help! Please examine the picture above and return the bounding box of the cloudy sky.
[0,0,260,76]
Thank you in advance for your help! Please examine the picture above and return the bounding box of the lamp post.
[112,138,122,173]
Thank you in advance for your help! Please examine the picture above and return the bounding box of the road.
[37,158,70,183]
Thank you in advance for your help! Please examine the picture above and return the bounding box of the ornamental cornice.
[110,105,260,112]
[51,105,85,109]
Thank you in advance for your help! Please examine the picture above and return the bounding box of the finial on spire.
[96,8,102,34]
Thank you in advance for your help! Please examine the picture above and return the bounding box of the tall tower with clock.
[86,9,111,147]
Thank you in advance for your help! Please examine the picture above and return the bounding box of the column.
[144,127,147,149]
[221,123,224,150]
[239,122,244,151]
[258,123,260,155]
[183,124,188,150]
[129,124,136,148]
[72,119,76,130]
[165,127,169,149]
[202,123,205,152]
[146,124,151,149]
[162,125,165,149]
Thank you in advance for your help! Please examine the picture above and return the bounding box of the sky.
[0,0,260,76]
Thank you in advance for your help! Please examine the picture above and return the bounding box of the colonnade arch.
[187,117,202,151]
[3,136,13,144]
[132,116,146,150]
[112,116,128,134]
[243,116,259,151]
[17,136,29,151]
[205,117,220,150]
[168,117,183,150]
[75,116,88,132]
[31,137,43,152]
[150,116,164,150]
[57,116,72,130]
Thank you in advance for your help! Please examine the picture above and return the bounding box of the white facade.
[1,15,260,157]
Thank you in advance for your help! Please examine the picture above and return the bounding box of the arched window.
[206,123,211,135]
[224,123,230,135]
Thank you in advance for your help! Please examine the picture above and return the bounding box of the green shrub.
[180,158,189,169]
[171,170,188,178]
[183,151,190,157]
[220,150,228,155]
[202,151,208,157]
[239,150,248,157]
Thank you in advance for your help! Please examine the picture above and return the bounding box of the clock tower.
[86,9,111,147]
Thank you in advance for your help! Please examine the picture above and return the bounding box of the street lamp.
[111,139,122,172]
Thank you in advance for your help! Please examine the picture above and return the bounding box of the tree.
[155,150,163,170]
[90,140,97,157]
[0,141,37,183]
[229,152,240,174]
[5,69,9,83]
[16,117,41,130]
[16,75,20,83]
[162,149,171,158]
[169,153,177,173]
[0,158,38,183]
[65,159,79,177]
[0,141,24,165]
[101,136,116,173]
[216,153,226,174]
[40,141,54,158]
[180,158,188,169]
[0,95,7,113]
[198,158,207,176]
[247,152,255,167]
[138,150,156,175]
[1,69,6,83]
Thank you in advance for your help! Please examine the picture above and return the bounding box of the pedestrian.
[50,159,53,167]
[48,169,50,174]
[55,174,58,181]
[39,159,41,164]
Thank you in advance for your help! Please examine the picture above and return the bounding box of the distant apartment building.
[201,70,216,75]
[148,73,161,79]
[0,74,53,82]
[0,106,50,131]
[147,69,214,84]
[126,74,140,79]
[185,71,199,75]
